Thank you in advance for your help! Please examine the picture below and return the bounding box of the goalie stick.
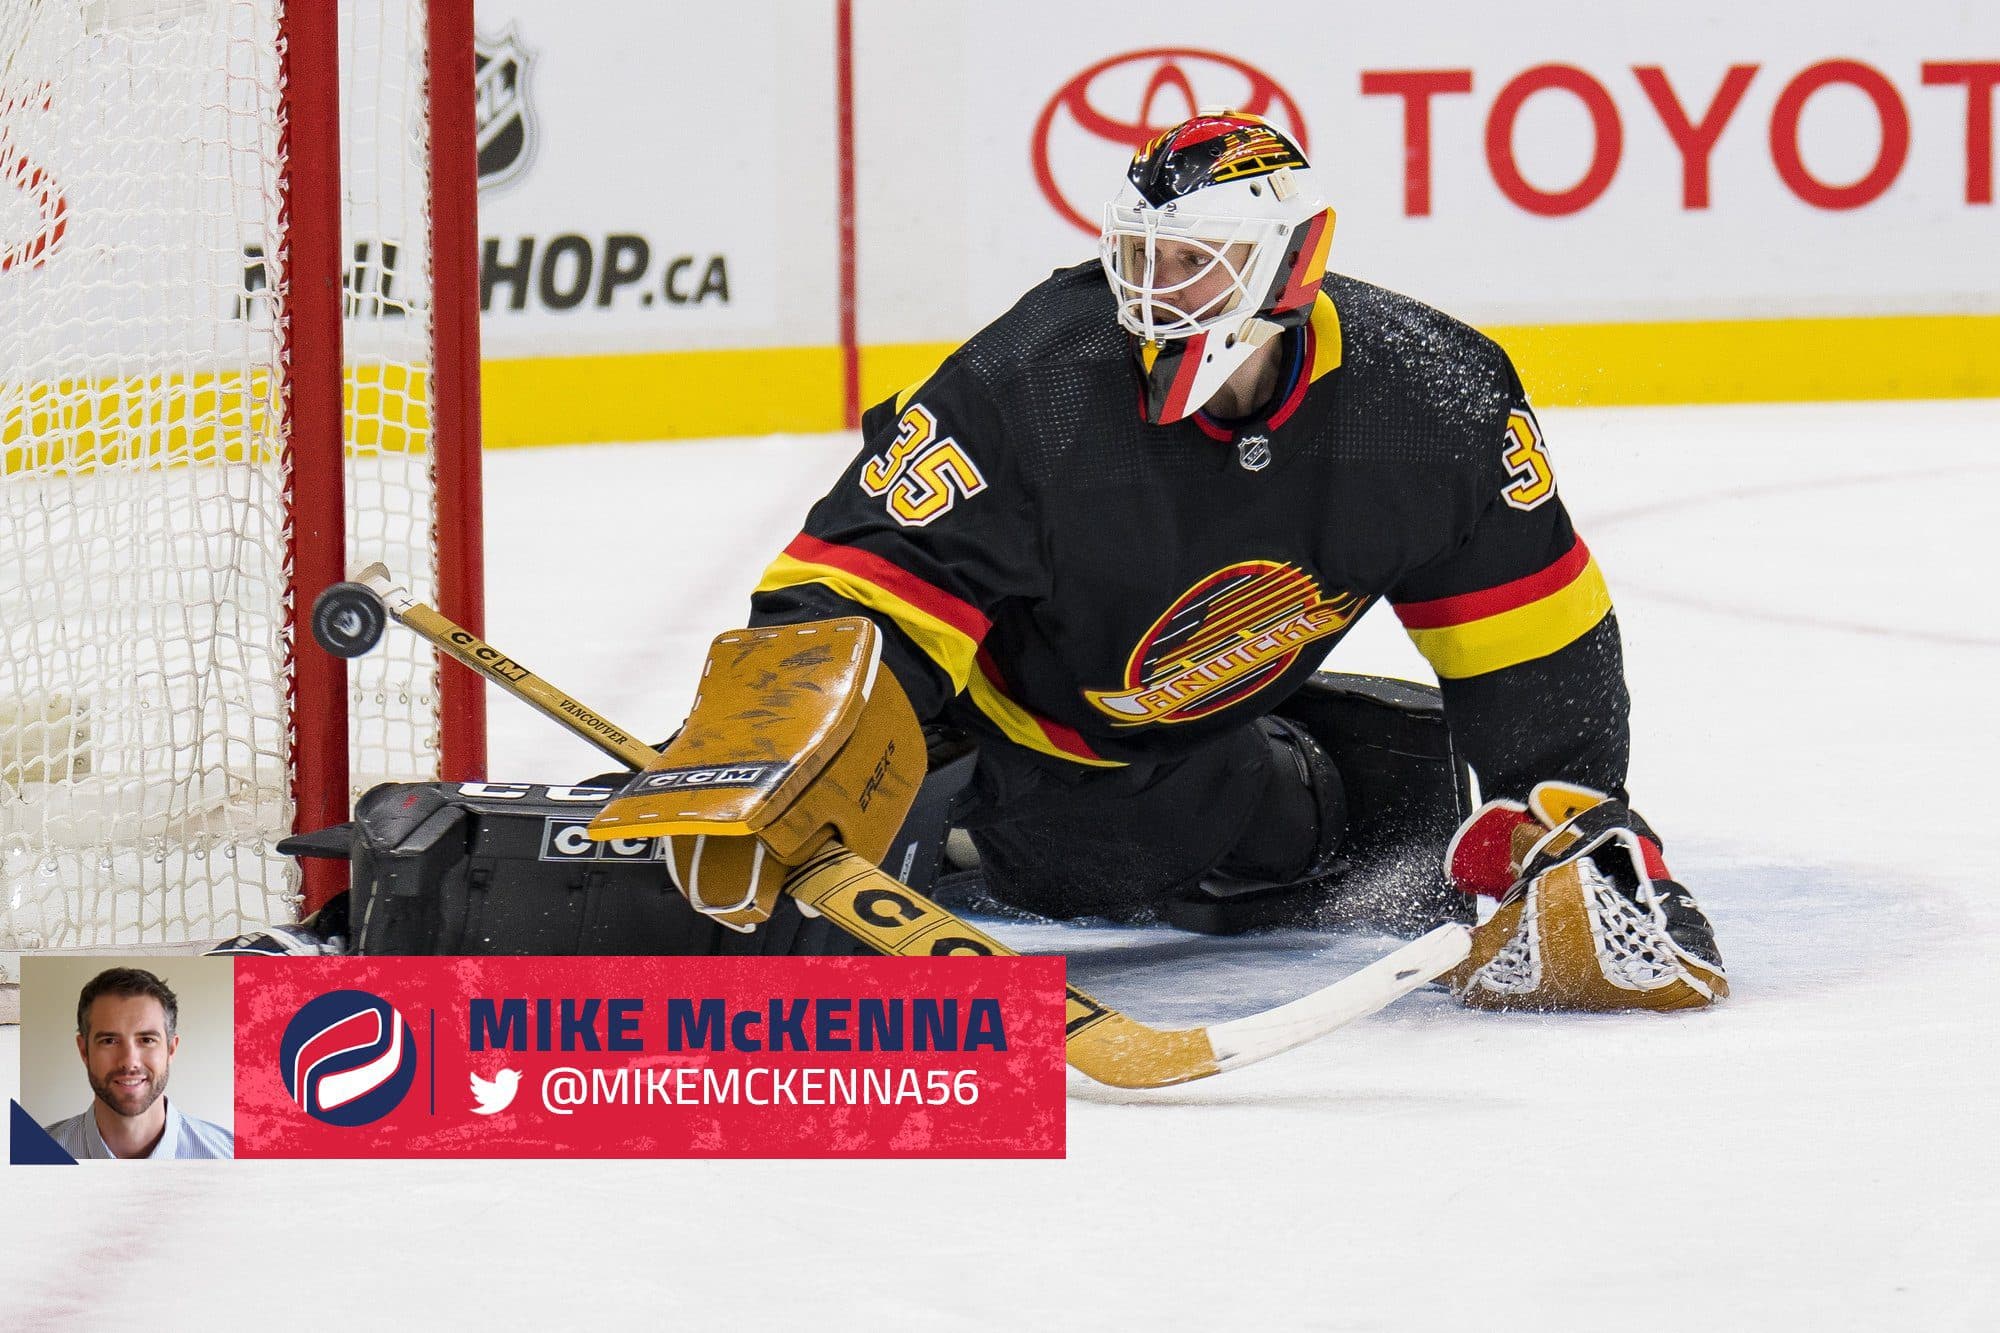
[323,564,1471,1089]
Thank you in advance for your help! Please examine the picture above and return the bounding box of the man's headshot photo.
[26,961,235,1161]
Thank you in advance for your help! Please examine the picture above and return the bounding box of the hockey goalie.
[256,111,1723,1015]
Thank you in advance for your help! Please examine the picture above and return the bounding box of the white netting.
[0,0,444,959]
[1468,889,1542,996]
[342,0,443,795]
[1582,860,1688,992]
[1465,856,1692,1002]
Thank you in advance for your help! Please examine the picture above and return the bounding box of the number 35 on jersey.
[859,402,988,527]
[1499,407,1555,511]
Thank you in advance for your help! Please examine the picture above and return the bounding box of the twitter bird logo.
[470,1068,521,1116]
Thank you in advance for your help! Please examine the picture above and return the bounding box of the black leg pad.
[1164,672,1476,937]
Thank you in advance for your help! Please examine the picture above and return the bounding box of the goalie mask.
[1100,112,1336,424]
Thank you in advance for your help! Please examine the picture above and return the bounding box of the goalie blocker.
[284,672,1470,956]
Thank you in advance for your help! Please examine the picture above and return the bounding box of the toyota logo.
[1032,48,1309,235]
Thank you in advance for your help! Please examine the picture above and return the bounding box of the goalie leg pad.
[1211,715,1348,883]
[1270,672,1473,885]
[312,781,873,956]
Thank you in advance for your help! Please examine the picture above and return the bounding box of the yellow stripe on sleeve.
[754,553,982,694]
[1403,558,1614,680]
[964,671,1126,769]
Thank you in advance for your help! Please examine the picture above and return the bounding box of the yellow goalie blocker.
[587,617,926,931]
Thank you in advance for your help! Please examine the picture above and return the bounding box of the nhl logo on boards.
[474,26,539,192]
[278,990,419,1127]
[1237,435,1272,471]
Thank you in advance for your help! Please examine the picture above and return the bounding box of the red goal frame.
[282,0,487,915]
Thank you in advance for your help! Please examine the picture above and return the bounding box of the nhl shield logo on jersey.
[474,26,538,192]
[1236,434,1272,471]
[1084,561,1367,724]
[279,989,420,1127]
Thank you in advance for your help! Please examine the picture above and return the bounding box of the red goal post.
[286,0,487,918]
[0,0,485,965]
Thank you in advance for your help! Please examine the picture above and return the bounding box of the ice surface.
[4,400,1996,1329]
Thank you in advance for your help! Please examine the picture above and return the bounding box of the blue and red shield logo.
[278,989,418,1126]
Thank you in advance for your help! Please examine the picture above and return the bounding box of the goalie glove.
[585,618,926,932]
[1444,782,1727,1011]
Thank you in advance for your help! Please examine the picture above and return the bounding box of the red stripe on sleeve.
[783,533,992,643]
[975,650,1107,763]
[1392,535,1592,630]
[1033,715,1105,763]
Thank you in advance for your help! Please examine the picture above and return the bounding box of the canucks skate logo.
[1084,562,1367,724]
[474,26,538,192]
[279,990,419,1127]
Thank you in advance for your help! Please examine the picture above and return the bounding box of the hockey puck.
[311,581,389,658]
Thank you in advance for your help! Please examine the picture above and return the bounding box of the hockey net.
[0,0,482,981]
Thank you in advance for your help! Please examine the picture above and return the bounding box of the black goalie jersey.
[750,264,1631,800]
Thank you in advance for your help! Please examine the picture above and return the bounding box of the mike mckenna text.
[467,995,1010,1054]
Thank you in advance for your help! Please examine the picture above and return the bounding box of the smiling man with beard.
[44,967,234,1160]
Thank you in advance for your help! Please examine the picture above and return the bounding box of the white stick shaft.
[1206,924,1471,1073]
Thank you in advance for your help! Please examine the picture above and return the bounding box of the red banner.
[234,956,1065,1158]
